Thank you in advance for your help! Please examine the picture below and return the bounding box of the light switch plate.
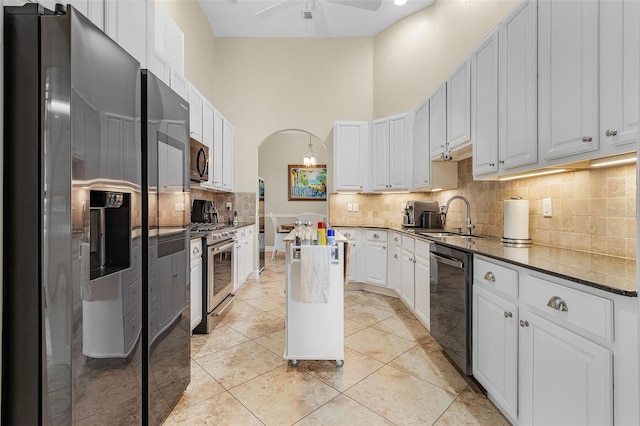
[542,198,552,217]
[353,203,359,212]
[347,203,353,212]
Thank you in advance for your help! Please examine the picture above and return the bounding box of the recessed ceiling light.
[394,0,408,5]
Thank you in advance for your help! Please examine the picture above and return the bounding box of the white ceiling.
[198,0,436,38]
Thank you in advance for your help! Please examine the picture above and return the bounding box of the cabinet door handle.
[394,237,399,242]
[519,320,529,327]
[504,311,513,318]
[383,246,386,250]
[394,254,398,259]
[581,136,593,143]
[605,129,618,137]
[484,271,496,282]
[192,247,200,255]
[489,163,495,167]
[546,296,568,312]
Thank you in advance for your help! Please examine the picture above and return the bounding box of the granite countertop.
[334,224,637,297]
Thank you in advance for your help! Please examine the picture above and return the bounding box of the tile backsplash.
[190,187,257,225]
[329,158,636,260]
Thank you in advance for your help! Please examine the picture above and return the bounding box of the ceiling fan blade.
[311,2,329,37]
[256,0,297,20]
[326,0,382,11]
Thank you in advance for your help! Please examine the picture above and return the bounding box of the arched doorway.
[258,129,328,257]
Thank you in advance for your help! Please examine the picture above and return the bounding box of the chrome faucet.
[440,195,475,235]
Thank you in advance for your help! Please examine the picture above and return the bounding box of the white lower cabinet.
[364,230,387,286]
[400,235,415,308]
[472,255,635,426]
[518,307,612,426]
[473,284,518,422]
[413,240,430,330]
[234,225,255,290]
[190,238,203,331]
[388,233,402,294]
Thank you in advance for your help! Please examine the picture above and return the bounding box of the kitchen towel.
[300,245,330,303]
[503,198,530,241]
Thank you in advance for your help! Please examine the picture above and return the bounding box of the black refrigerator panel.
[3,5,142,425]
[142,70,191,425]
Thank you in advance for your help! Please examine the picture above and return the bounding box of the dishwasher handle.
[430,251,464,269]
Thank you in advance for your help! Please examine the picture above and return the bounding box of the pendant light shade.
[303,134,317,167]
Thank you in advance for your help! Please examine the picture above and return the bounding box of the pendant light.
[303,134,317,167]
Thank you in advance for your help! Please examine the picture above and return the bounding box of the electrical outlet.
[401,203,406,212]
[353,203,359,212]
[226,202,232,210]
[347,203,353,212]
[543,198,552,217]
[174,203,181,212]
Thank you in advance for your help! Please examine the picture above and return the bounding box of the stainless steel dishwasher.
[430,242,473,375]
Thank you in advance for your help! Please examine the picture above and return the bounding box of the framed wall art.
[288,165,327,201]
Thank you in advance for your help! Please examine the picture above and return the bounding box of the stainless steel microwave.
[190,138,209,182]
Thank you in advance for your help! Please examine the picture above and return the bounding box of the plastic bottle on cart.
[327,229,336,246]
[232,211,238,226]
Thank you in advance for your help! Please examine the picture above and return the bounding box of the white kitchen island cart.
[284,240,345,367]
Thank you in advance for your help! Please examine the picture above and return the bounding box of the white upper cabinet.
[538,0,599,162]
[413,100,431,189]
[599,0,639,153]
[334,121,370,192]
[188,85,203,142]
[69,0,104,29]
[104,0,147,67]
[472,29,500,178]
[154,6,184,75]
[212,107,224,189]
[169,68,188,101]
[447,57,472,151]
[371,113,413,191]
[498,0,537,173]
[201,99,214,188]
[371,118,390,190]
[473,0,537,179]
[429,82,447,160]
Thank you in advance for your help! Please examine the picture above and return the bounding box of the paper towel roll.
[503,199,530,241]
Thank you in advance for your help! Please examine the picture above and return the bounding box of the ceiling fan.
[256,0,383,37]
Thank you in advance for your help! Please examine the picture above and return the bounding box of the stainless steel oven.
[430,242,473,375]
[193,226,236,334]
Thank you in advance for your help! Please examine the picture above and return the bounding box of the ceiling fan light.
[394,0,407,6]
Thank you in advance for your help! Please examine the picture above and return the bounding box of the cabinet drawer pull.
[394,237,399,242]
[605,129,618,137]
[489,163,495,167]
[581,136,593,143]
[483,271,496,282]
[546,296,568,312]
[344,232,351,238]
[504,311,512,318]
[519,320,529,327]
[373,234,380,239]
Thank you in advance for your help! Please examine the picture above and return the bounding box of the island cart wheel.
[335,360,344,367]
[289,359,298,367]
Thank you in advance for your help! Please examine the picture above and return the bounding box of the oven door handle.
[209,240,236,253]
[430,251,464,269]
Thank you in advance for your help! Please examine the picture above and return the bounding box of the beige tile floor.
[164,255,511,425]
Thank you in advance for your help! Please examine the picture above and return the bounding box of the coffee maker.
[403,201,443,229]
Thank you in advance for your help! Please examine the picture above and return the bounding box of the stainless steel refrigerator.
[3,5,189,424]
